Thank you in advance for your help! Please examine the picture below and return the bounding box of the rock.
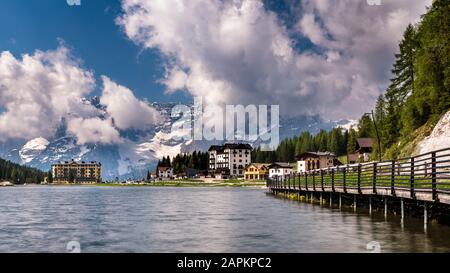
[419,110,450,154]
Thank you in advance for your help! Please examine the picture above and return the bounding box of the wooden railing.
[267,147,450,202]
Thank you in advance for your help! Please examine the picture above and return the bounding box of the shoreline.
[11,180,267,188]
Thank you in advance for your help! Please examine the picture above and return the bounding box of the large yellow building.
[244,163,270,181]
[52,160,102,184]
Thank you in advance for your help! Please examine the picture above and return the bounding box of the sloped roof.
[297,151,336,160]
[208,143,253,151]
[158,167,172,172]
[245,163,270,170]
[357,138,374,148]
[268,162,293,169]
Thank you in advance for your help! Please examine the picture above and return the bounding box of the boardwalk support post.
[369,197,372,215]
[354,195,357,212]
[384,198,388,219]
[339,193,342,210]
[401,198,404,224]
[330,193,332,208]
[424,202,428,229]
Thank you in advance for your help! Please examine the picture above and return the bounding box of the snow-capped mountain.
[0,98,352,180]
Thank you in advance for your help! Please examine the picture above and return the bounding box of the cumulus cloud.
[0,46,97,140]
[0,46,161,144]
[118,0,430,119]
[100,76,162,130]
[67,117,122,145]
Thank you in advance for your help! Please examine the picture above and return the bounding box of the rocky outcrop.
[419,110,450,154]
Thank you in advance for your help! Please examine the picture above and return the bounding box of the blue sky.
[0,0,190,103]
[0,0,315,105]
[0,0,430,144]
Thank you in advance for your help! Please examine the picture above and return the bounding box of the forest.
[0,157,46,184]
[152,151,209,177]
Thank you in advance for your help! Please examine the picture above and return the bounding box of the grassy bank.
[76,179,267,188]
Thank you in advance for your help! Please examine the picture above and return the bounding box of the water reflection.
[0,186,449,253]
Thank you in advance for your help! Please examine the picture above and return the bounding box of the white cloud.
[118,0,430,119]
[67,117,122,145]
[0,46,161,145]
[100,76,162,130]
[0,46,97,140]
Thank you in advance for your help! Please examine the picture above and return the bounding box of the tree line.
[0,157,45,184]
[252,127,360,163]
[150,151,209,177]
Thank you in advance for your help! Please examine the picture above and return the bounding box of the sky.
[0,0,431,145]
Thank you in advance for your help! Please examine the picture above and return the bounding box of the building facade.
[356,138,374,162]
[244,163,270,180]
[297,152,339,173]
[52,160,102,184]
[158,167,173,179]
[268,162,293,181]
[209,143,252,178]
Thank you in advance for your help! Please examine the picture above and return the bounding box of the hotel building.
[208,143,253,178]
[52,160,102,184]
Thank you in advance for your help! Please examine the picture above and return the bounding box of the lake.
[1,186,450,253]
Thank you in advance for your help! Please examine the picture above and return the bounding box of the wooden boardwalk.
[267,148,450,225]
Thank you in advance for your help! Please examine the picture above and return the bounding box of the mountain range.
[0,98,355,180]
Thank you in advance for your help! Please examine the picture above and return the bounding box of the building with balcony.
[208,143,253,178]
[297,152,341,173]
[244,163,270,180]
[52,160,102,184]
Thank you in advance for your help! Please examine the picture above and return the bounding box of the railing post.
[357,164,362,194]
[331,168,335,192]
[305,172,308,191]
[321,169,324,191]
[298,173,302,191]
[410,157,415,199]
[432,152,437,201]
[293,173,296,190]
[391,160,396,196]
[343,166,346,193]
[312,170,316,191]
[373,162,377,195]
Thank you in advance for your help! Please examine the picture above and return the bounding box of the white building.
[158,167,173,179]
[208,143,253,177]
[268,163,293,181]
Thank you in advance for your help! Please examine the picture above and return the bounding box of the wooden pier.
[267,148,450,226]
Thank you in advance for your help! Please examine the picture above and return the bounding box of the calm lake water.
[1,186,450,253]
